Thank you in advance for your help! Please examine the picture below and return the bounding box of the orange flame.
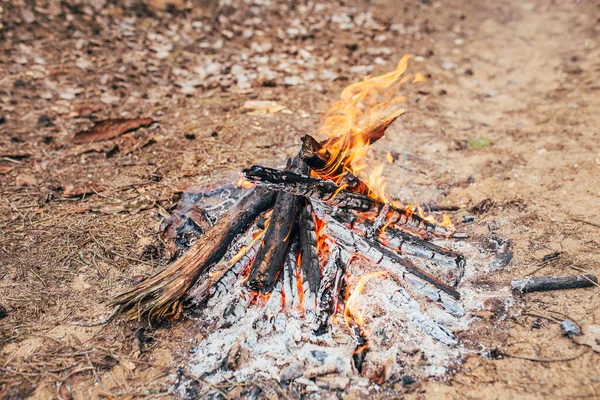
[316,55,425,202]
[236,177,254,189]
[344,272,387,331]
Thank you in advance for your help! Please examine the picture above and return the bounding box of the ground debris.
[73,118,155,143]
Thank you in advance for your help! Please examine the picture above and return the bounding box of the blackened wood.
[246,158,308,293]
[322,214,461,300]
[299,200,321,302]
[112,186,276,320]
[283,238,300,309]
[313,246,346,336]
[333,210,465,281]
[512,274,598,293]
[242,166,452,237]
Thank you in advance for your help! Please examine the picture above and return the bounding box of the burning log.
[299,200,321,313]
[313,246,347,337]
[333,210,465,282]
[242,166,453,237]
[300,135,370,195]
[112,187,276,320]
[321,214,461,302]
[323,108,405,154]
[246,158,307,293]
[512,274,598,293]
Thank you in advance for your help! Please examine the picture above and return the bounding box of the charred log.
[333,210,465,282]
[283,238,301,309]
[112,187,276,320]
[242,166,452,237]
[512,274,598,293]
[246,158,308,293]
[299,200,321,311]
[322,214,461,303]
[313,246,347,337]
[300,135,371,195]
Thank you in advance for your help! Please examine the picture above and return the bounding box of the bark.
[112,186,276,320]
[512,274,598,293]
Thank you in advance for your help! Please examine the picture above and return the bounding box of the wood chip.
[73,118,154,143]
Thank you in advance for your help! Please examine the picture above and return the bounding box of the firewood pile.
[111,56,513,391]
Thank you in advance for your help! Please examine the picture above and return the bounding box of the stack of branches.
[112,111,464,331]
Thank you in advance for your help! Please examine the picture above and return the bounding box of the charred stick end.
[512,274,598,293]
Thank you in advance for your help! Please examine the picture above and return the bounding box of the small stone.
[560,320,581,338]
[284,76,301,86]
[402,375,416,386]
[38,114,52,126]
[280,363,303,382]
[16,174,38,187]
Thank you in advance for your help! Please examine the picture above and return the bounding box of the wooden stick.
[299,200,321,308]
[242,166,452,237]
[512,274,598,293]
[333,210,464,279]
[246,158,307,293]
[313,246,346,337]
[112,186,276,320]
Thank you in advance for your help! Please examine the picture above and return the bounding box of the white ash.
[181,202,514,395]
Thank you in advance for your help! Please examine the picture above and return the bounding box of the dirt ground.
[1,0,599,398]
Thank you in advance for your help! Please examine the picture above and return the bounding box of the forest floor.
[1,0,599,398]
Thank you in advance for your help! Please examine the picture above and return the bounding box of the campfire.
[112,56,483,385]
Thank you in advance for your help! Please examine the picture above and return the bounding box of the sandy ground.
[1,0,599,398]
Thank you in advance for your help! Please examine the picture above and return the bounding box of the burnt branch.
[242,166,452,237]
[300,135,370,195]
[322,214,462,303]
[313,246,347,337]
[333,210,465,282]
[246,158,308,293]
[299,200,321,311]
[283,238,301,309]
[512,274,598,293]
[112,187,276,320]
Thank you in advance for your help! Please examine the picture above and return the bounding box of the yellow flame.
[316,55,425,198]
[344,272,387,329]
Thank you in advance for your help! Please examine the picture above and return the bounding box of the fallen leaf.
[16,174,38,187]
[573,325,600,352]
[73,118,154,143]
[62,183,105,198]
[242,100,287,115]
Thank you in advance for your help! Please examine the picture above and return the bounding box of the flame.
[314,54,426,203]
[344,271,387,331]
[236,177,254,189]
